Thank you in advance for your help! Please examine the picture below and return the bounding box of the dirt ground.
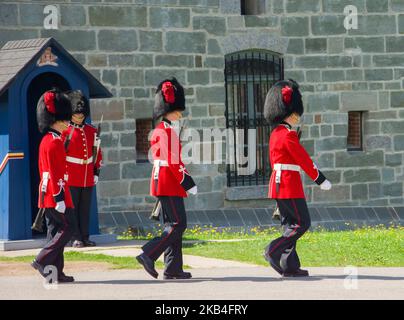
[0,261,113,277]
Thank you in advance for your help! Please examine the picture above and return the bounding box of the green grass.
[0,252,165,270]
[181,226,404,267]
[2,226,403,268]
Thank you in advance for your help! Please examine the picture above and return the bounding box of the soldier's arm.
[159,127,196,191]
[284,130,326,185]
[47,139,67,203]
[94,147,102,176]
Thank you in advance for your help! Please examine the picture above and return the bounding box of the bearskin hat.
[153,77,185,120]
[36,88,72,133]
[263,79,304,125]
[67,90,90,118]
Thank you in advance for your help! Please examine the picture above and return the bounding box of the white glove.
[187,186,198,195]
[55,201,66,214]
[94,175,99,185]
[320,180,332,191]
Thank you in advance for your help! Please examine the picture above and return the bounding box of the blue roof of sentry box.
[0,37,112,99]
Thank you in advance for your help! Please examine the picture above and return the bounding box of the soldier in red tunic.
[31,89,76,283]
[63,90,102,248]
[263,80,332,277]
[136,78,197,280]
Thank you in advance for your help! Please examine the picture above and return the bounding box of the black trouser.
[35,208,75,277]
[70,186,93,242]
[142,196,187,275]
[265,199,311,274]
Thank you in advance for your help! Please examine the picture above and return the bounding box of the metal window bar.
[225,50,284,187]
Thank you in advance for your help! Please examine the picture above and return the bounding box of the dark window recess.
[136,119,153,163]
[225,50,284,187]
[241,0,266,15]
[347,111,363,151]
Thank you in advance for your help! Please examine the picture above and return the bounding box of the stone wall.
[1,0,403,222]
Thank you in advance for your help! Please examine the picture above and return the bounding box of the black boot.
[30,260,47,278]
[83,239,96,247]
[164,271,192,280]
[136,253,158,279]
[58,273,75,283]
[282,269,309,278]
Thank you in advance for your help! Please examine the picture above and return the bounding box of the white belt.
[153,160,168,180]
[273,163,301,185]
[66,156,93,165]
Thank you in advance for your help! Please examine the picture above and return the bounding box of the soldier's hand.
[188,186,198,195]
[55,201,66,214]
[94,175,99,185]
[320,179,332,191]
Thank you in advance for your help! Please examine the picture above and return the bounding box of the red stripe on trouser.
[37,213,68,265]
[289,199,301,237]
[147,198,181,258]
[267,200,300,256]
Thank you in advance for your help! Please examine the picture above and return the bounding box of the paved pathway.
[0,267,403,300]
[1,241,403,300]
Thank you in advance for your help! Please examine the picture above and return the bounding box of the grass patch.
[181,225,404,267]
[0,252,165,270]
[2,226,402,268]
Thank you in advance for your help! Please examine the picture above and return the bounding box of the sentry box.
[0,38,112,248]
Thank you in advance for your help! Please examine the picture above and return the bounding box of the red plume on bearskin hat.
[153,77,185,120]
[36,88,72,133]
[263,79,304,125]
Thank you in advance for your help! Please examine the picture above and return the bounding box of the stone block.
[130,179,151,195]
[286,0,320,12]
[386,154,402,167]
[341,92,378,111]
[286,38,304,54]
[311,15,346,36]
[344,37,384,53]
[393,135,404,151]
[349,15,396,35]
[150,7,190,28]
[281,17,309,36]
[305,38,327,54]
[145,69,186,86]
[193,16,227,36]
[365,136,392,149]
[122,163,152,179]
[223,209,245,227]
[343,169,380,183]
[98,30,138,52]
[238,209,260,226]
[313,186,350,202]
[89,6,147,27]
[120,69,144,87]
[196,86,225,103]
[0,4,17,25]
[98,181,129,197]
[61,5,86,26]
[391,92,404,108]
[365,69,393,81]
[155,55,194,68]
[101,164,121,181]
[366,0,389,12]
[139,31,162,52]
[91,100,124,121]
[41,30,96,51]
[335,151,384,167]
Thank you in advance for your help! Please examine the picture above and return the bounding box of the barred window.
[347,111,363,151]
[241,0,266,15]
[136,118,153,163]
[225,50,284,187]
